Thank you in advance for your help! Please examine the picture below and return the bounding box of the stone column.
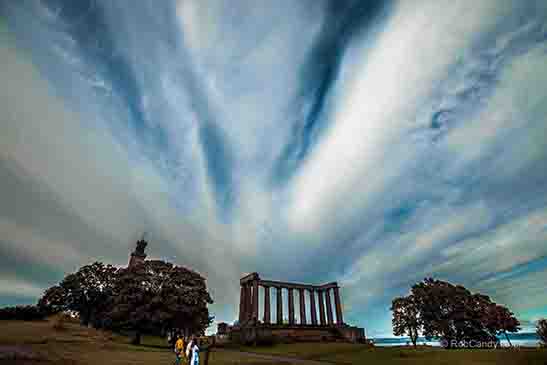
[263,286,271,324]
[245,284,252,321]
[334,286,344,325]
[252,279,259,322]
[318,290,326,326]
[309,289,317,325]
[325,288,334,325]
[276,287,283,325]
[239,285,246,323]
[288,288,295,325]
[299,288,306,325]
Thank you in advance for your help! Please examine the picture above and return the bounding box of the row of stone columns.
[239,281,344,326]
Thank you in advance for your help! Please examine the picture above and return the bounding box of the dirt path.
[213,348,344,365]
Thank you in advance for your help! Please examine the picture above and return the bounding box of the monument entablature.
[257,280,339,291]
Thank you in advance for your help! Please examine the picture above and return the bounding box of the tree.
[38,285,68,315]
[483,304,520,347]
[39,262,118,326]
[537,319,547,347]
[105,260,213,344]
[391,294,421,348]
[411,278,498,348]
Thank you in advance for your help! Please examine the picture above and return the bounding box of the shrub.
[0,305,45,321]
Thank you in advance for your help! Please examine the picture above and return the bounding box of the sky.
[1,0,547,337]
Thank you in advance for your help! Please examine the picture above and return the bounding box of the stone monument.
[231,272,365,344]
[128,235,148,268]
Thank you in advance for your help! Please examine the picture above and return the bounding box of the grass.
[239,342,547,364]
[239,342,364,359]
[326,346,547,365]
[0,320,277,364]
[1,320,545,364]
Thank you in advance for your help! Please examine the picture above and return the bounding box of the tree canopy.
[36,242,214,345]
[391,278,520,349]
[391,294,421,347]
[38,262,118,327]
[105,260,213,344]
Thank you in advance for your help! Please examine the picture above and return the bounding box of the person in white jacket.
[190,339,199,365]
[185,338,193,365]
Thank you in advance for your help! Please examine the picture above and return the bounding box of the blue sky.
[1,0,547,337]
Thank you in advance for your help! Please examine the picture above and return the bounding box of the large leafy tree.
[391,294,421,348]
[38,262,118,326]
[105,260,213,344]
[38,285,68,315]
[410,278,498,348]
[482,303,520,347]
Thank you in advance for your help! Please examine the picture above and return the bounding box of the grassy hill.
[0,319,277,365]
[1,319,546,364]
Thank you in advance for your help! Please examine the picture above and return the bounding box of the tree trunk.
[131,331,142,345]
[504,331,513,347]
[80,310,90,327]
[88,311,96,328]
[410,327,417,348]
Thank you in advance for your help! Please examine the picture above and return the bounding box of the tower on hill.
[128,234,148,268]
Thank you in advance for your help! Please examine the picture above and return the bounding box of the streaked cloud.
[1,0,546,335]
[0,277,45,299]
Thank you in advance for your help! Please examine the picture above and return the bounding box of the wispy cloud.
[0,277,45,299]
[1,0,547,335]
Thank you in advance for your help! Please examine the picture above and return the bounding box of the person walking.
[190,338,200,365]
[185,338,194,365]
[174,334,185,365]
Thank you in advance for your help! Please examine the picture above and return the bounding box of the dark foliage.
[0,305,45,321]
[391,278,520,349]
[38,262,118,327]
[391,294,420,347]
[104,260,213,344]
[37,285,69,316]
[36,240,214,345]
[482,303,520,347]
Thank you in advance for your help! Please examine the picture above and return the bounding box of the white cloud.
[342,200,493,288]
[2,0,547,333]
[437,208,547,277]
[0,19,241,321]
[286,0,512,236]
[0,217,88,268]
[0,277,45,299]
[445,42,547,170]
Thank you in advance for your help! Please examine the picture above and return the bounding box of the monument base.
[230,324,365,345]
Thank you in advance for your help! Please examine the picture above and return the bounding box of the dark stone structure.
[128,238,148,268]
[231,273,365,344]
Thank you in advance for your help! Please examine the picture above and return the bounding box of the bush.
[0,305,45,321]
